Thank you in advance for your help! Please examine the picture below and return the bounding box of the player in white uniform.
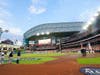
[0,50,5,64]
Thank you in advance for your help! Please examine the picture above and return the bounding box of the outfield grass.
[17,53,64,64]
[77,57,100,64]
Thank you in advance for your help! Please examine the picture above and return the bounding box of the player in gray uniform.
[0,50,5,64]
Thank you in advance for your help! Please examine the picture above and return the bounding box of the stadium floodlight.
[83,24,89,30]
[46,32,50,35]
[90,17,95,23]
[87,21,92,25]
[94,12,99,17]
[83,21,93,30]
[41,32,44,35]
[36,33,40,36]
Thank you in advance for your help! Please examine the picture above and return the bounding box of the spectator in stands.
[16,48,21,64]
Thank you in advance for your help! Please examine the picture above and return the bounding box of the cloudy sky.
[0,0,100,43]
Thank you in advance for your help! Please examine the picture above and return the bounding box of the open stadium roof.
[24,22,84,39]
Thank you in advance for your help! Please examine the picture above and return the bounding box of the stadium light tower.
[0,27,9,43]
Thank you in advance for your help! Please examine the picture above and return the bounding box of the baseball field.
[0,52,100,75]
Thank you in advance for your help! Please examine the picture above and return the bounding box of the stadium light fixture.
[83,24,89,30]
[94,12,99,17]
[90,17,95,23]
[46,32,50,35]
[41,32,44,35]
[87,21,92,25]
[36,33,40,36]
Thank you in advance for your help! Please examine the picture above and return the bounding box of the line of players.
[0,48,21,64]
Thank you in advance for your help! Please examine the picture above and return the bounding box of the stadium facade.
[24,22,84,51]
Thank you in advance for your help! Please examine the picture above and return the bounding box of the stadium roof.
[24,22,84,39]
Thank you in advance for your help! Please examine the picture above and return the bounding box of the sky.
[0,0,100,44]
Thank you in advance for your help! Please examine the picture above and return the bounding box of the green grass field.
[20,53,65,57]
[19,57,56,64]
[77,57,100,64]
[4,53,65,64]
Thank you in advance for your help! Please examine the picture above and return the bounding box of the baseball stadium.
[24,22,84,52]
[0,8,100,75]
